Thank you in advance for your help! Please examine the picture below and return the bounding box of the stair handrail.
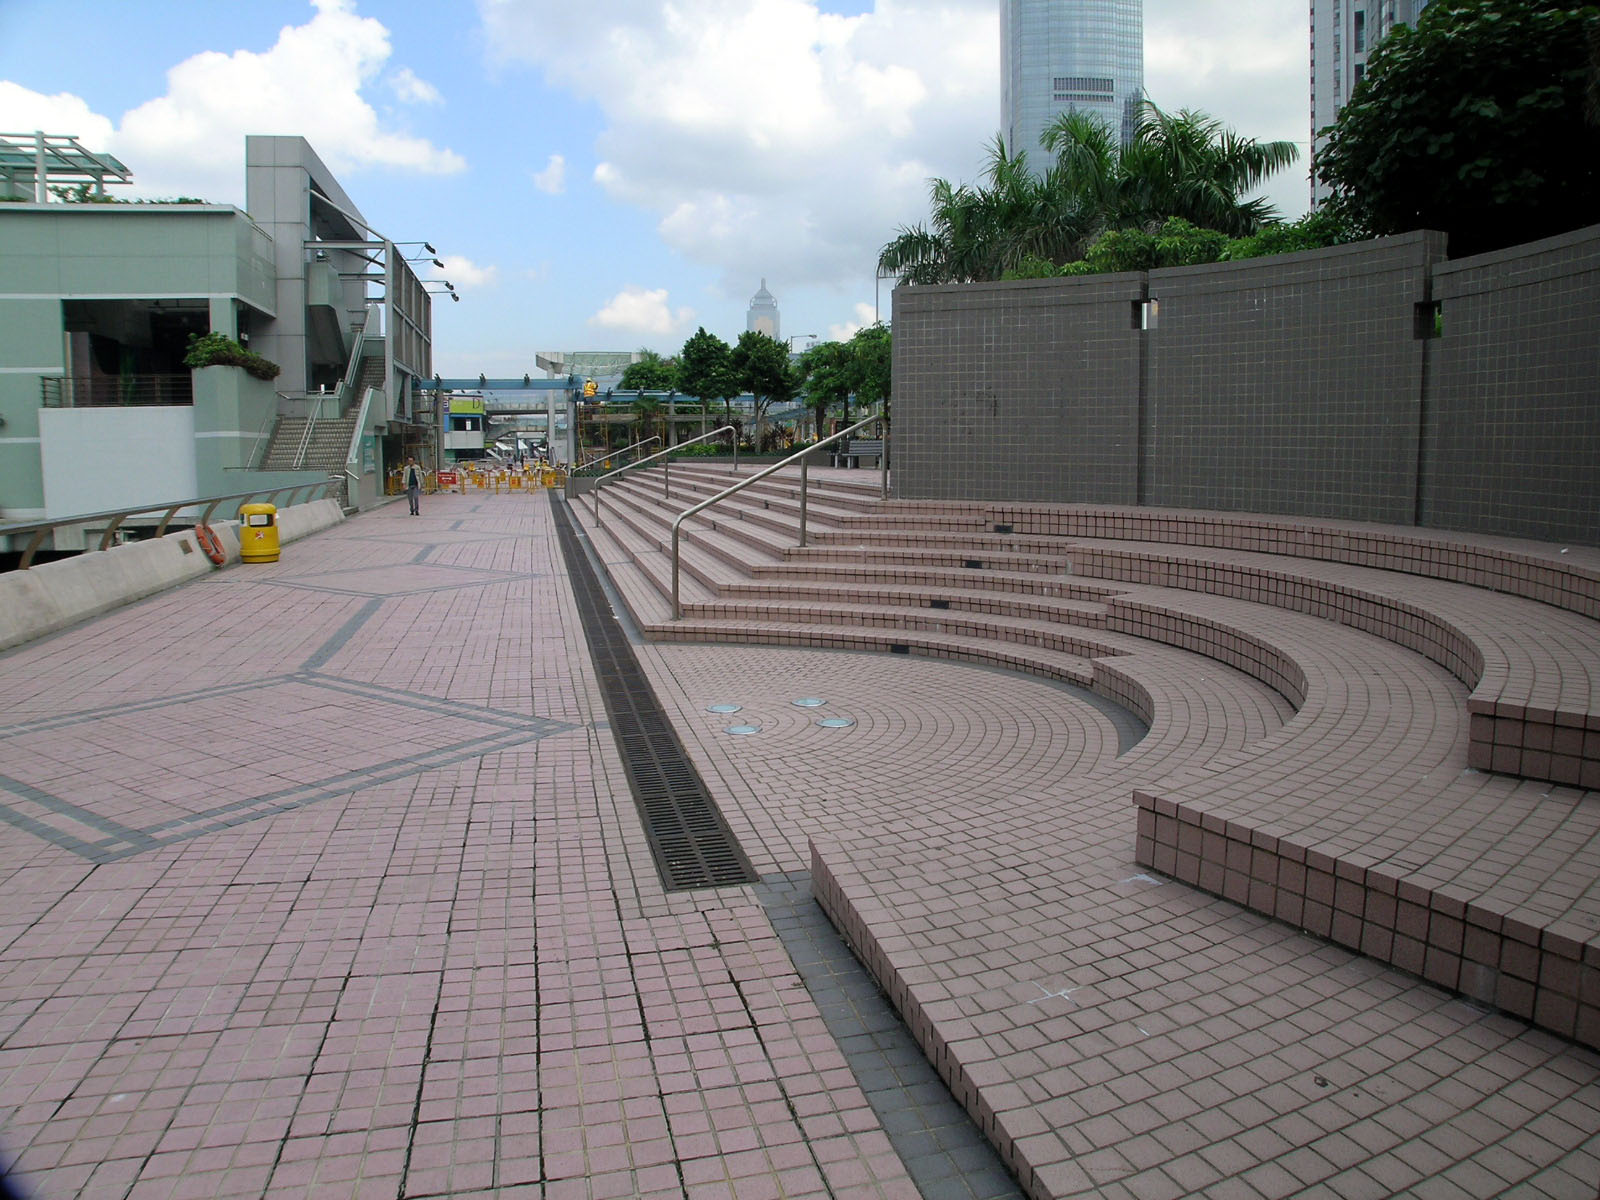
[591,426,737,523]
[0,479,342,569]
[670,416,885,619]
[291,400,319,469]
[244,401,278,469]
[344,385,379,507]
[296,308,378,469]
[572,435,662,477]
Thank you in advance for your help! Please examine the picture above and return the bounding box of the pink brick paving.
[567,463,1600,1198]
[2,481,1598,1199]
[0,496,920,1199]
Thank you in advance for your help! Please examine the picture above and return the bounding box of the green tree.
[797,340,854,439]
[848,324,891,425]
[631,392,663,445]
[877,136,1100,284]
[730,331,795,447]
[676,327,740,432]
[619,348,678,391]
[1316,0,1600,257]
[1112,104,1298,237]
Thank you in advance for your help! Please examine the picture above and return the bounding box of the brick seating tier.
[570,466,1600,1174]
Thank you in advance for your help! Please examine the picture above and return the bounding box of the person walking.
[403,458,423,516]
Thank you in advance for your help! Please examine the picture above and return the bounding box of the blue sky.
[1,0,1311,377]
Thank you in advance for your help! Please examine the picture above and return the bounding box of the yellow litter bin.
[238,503,280,563]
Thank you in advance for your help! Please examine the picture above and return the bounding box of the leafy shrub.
[183,332,281,381]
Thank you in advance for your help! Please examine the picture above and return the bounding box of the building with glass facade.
[1311,0,1432,203]
[1001,0,1144,168]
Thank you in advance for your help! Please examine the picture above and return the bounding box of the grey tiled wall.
[1144,232,1444,523]
[893,274,1144,503]
[1423,227,1600,543]
[892,225,1600,546]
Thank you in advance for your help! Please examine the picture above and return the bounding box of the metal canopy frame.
[0,131,132,201]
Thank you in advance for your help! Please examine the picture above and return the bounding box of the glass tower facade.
[1001,0,1144,166]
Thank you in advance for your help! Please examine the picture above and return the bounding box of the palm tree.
[1115,103,1298,236]
[880,102,1298,284]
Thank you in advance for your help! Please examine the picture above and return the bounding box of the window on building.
[1354,10,1366,52]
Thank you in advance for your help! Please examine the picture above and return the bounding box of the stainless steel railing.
[573,435,661,477]
[670,416,885,618]
[591,426,737,523]
[0,480,342,569]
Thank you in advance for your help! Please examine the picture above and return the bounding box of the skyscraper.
[1310,0,1432,204]
[746,279,779,340]
[1000,0,1144,167]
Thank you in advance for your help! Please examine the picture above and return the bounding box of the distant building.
[1001,0,1144,168]
[1311,0,1432,204]
[746,280,779,340]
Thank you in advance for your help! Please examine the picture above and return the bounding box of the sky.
[0,0,1313,377]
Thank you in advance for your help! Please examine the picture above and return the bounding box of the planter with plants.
[183,332,281,382]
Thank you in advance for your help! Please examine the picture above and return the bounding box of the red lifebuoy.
[195,524,225,565]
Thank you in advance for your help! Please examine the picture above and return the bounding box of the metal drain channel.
[550,493,757,891]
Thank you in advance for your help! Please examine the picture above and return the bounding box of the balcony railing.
[40,374,194,408]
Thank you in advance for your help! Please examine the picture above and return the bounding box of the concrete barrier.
[0,498,345,653]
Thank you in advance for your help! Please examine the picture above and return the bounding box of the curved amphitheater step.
[569,470,1600,1195]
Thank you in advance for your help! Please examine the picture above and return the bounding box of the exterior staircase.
[258,352,386,509]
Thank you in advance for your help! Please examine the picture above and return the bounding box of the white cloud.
[390,66,443,104]
[0,83,116,149]
[1145,0,1312,219]
[589,286,695,337]
[480,0,999,293]
[532,153,566,194]
[827,302,878,343]
[431,255,500,288]
[478,0,1314,293]
[2,0,465,205]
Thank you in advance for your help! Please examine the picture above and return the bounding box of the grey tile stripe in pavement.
[756,871,1026,1200]
[0,662,574,862]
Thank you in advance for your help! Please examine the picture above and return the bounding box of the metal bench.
[831,438,884,469]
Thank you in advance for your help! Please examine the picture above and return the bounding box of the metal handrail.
[344,385,379,506]
[0,479,341,569]
[295,309,376,468]
[292,399,320,469]
[572,435,661,476]
[244,401,278,469]
[592,426,737,523]
[670,416,885,618]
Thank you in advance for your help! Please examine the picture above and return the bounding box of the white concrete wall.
[40,405,198,518]
[0,498,344,652]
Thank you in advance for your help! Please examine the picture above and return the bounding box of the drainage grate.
[550,494,757,890]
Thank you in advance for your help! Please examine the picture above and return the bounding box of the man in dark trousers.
[403,458,423,515]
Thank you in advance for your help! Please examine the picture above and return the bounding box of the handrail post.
[799,452,809,547]
[587,427,734,522]
[881,420,889,499]
[671,522,682,619]
[666,415,880,620]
